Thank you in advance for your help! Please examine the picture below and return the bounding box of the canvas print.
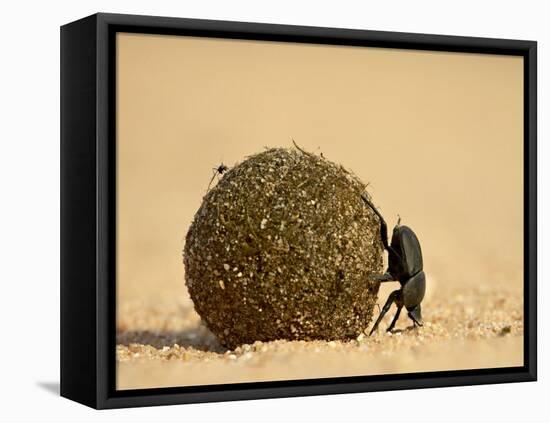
[115,33,524,390]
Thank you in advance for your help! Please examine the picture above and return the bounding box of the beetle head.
[407,304,423,326]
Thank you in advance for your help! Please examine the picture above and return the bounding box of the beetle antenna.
[397,214,401,226]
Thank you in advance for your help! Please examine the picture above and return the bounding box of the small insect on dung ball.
[184,147,384,349]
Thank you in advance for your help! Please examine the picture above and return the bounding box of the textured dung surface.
[183,147,383,348]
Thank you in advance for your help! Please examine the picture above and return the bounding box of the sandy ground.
[116,282,523,390]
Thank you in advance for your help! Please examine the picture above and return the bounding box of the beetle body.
[388,226,422,280]
[361,195,426,334]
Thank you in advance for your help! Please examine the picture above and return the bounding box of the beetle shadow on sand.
[117,324,419,352]
[388,326,417,335]
[116,326,227,353]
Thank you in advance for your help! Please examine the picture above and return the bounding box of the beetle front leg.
[373,272,394,283]
[369,289,401,336]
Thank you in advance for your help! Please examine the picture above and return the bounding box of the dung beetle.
[361,195,426,335]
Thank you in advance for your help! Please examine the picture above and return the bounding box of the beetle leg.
[369,289,401,336]
[361,195,404,261]
[206,169,217,192]
[386,305,403,332]
[361,195,389,250]
[373,272,394,282]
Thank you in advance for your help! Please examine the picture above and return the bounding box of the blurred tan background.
[116,33,523,388]
[117,33,523,301]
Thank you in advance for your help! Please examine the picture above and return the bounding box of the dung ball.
[184,147,383,349]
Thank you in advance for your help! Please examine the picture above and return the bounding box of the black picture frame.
[60,12,537,409]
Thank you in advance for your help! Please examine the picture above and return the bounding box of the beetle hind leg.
[386,305,403,332]
[369,289,402,336]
